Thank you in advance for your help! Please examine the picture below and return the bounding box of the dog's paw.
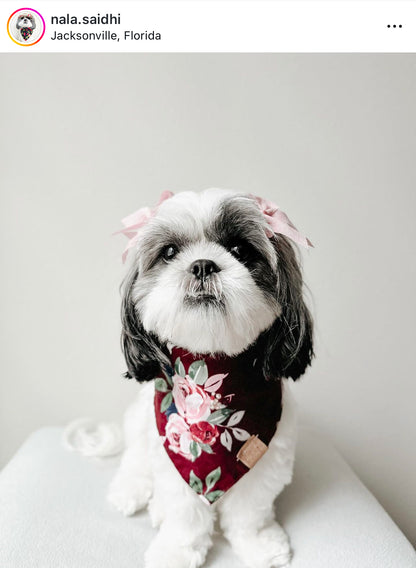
[230,523,291,568]
[145,533,208,568]
[107,476,152,516]
[257,524,291,568]
[147,496,165,528]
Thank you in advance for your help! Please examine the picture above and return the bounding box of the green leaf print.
[189,470,203,494]
[205,466,221,492]
[160,392,173,413]
[174,357,185,377]
[190,440,200,460]
[205,490,224,503]
[200,443,214,454]
[207,408,234,425]
[188,360,208,385]
[155,378,169,392]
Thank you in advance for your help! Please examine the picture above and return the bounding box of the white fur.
[13,13,37,42]
[108,189,303,567]
[133,189,279,356]
[16,15,35,29]
[139,240,277,355]
[108,383,296,568]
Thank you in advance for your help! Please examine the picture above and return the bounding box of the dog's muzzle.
[190,259,221,282]
[185,259,222,303]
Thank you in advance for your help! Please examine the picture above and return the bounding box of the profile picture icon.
[7,8,45,46]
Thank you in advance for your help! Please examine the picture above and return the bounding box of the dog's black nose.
[190,259,220,280]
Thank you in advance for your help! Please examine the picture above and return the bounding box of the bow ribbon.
[251,195,313,249]
[115,191,312,262]
[114,190,174,263]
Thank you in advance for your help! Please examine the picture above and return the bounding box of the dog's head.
[120,189,313,382]
[16,14,36,30]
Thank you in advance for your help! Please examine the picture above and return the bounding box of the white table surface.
[0,427,414,568]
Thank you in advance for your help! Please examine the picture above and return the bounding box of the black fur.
[17,14,36,30]
[208,196,278,305]
[210,196,313,380]
[261,236,314,381]
[120,194,313,382]
[121,267,169,382]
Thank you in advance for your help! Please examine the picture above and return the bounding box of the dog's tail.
[62,418,124,457]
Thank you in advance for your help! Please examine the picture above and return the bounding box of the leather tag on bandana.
[236,435,268,468]
[154,346,282,505]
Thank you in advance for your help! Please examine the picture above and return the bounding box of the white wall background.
[1,54,415,544]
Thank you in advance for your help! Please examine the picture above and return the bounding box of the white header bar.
[1,1,415,53]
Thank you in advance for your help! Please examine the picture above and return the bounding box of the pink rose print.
[172,375,211,424]
[157,357,245,463]
[190,421,219,446]
[165,413,194,459]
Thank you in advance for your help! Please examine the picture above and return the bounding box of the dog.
[107,188,313,568]
[14,13,37,42]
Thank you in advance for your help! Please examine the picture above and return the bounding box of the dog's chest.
[154,346,282,504]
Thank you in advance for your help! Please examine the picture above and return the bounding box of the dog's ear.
[30,15,36,29]
[121,266,169,382]
[262,236,314,381]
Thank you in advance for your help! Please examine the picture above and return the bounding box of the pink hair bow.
[115,191,174,263]
[252,195,313,249]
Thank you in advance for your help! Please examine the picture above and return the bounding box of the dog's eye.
[229,241,250,262]
[162,245,178,261]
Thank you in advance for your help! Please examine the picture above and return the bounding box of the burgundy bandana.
[154,346,282,504]
[20,27,33,41]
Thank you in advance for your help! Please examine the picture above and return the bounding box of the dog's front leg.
[107,382,154,516]
[219,487,291,568]
[218,388,297,568]
[145,441,215,568]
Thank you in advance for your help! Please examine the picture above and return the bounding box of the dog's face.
[136,189,279,355]
[122,189,313,382]
[16,14,36,30]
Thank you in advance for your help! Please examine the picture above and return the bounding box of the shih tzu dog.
[14,13,36,42]
[108,188,313,568]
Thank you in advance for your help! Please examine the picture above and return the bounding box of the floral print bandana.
[20,27,33,41]
[154,346,282,505]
